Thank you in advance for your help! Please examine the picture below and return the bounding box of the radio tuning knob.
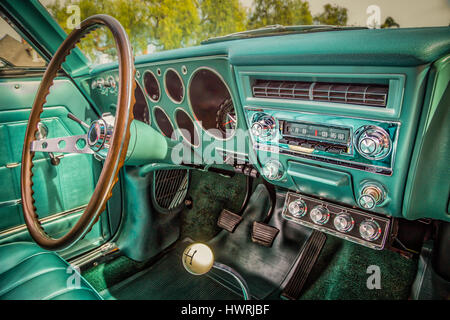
[251,113,277,141]
[310,205,330,225]
[288,199,307,218]
[358,183,385,210]
[355,126,392,160]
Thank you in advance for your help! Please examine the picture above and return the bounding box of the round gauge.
[175,109,199,147]
[154,106,175,140]
[165,69,184,103]
[133,80,150,125]
[143,70,160,102]
[216,98,236,136]
[189,68,236,139]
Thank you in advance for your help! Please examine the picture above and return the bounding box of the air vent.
[252,80,388,107]
[154,169,189,210]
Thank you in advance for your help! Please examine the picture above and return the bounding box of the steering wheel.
[21,15,135,250]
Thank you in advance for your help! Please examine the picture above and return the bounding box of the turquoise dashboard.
[74,27,450,225]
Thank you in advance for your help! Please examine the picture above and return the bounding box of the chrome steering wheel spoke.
[31,113,115,158]
[31,134,94,154]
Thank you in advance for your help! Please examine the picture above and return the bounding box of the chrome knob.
[310,205,330,225]
[333,213,354,233]
[355,126,391,160]
[359,219,381,241]
[288,199,307,218]
[250,113,277,141]
[262,160,284,181]
[358,183,385,210]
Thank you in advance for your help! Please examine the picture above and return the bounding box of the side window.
[0,14,46,68]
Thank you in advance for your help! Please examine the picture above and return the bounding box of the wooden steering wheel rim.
[20,15,136,250]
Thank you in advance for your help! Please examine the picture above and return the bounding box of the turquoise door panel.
[0,76,109,256]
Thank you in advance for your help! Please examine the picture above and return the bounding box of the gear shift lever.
[182,243,251,300]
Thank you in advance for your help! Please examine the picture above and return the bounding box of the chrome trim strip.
[5,162,20,169]
[0,199,22,208]
[68,242,119,267]
[0,205,87,238]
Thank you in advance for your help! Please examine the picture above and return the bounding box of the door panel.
[0,77,111,256]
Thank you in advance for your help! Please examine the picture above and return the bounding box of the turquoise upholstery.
[0,242,101,300]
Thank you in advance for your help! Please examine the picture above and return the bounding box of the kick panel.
[282,192,391,250]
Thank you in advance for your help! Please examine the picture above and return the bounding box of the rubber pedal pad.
[251,221,280,247]
[217,209,243,233]
[281,230,327,300]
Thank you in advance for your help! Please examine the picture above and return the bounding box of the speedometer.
[216,98,236,136]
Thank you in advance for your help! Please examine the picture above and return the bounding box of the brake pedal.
[217,209,243,233]
[251,221,279,247]
[281,230,327,300]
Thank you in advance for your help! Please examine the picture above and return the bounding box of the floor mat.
[99,245,241,300]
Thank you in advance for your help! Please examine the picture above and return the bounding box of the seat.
[0,242,101,300]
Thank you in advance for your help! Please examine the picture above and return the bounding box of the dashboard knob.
[250,113,277,141]
[359,219,381,241]
[309,205,330,225]
[333,213,354,233]
[355,126,391,160]
[288,199,307,218]
[358,184,385,210]
[262,160,284,181]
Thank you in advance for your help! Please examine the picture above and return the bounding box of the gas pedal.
[281,230,327,300]
[217,209,243,233]
[251,221,280,247]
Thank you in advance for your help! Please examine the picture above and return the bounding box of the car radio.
[280,120,352,155]
[247,108,399,175]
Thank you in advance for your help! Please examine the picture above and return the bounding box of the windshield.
[41,0,450,65]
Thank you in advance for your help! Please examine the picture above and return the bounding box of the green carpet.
[300,235,418,300]
[180,170,247,241]
[82,256,148,293]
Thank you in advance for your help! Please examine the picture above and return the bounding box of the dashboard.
[77,27,450,248]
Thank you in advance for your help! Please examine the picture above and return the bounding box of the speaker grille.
[154,169,189,210]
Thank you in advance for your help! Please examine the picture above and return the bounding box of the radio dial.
[355,126,391,160]
[251,113,277,141]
